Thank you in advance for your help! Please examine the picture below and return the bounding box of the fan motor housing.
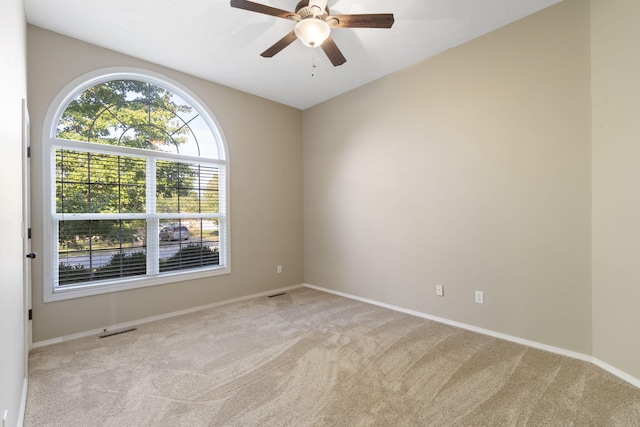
[295,0,329,19]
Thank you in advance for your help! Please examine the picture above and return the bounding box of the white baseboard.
[18,377,27,427]
[592,357,640,389]
[32,284,304,349]
[303,283,640,390]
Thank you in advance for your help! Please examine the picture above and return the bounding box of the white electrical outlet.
[475,291,484,304]
[436,285,444,296]
[276,265,282,274]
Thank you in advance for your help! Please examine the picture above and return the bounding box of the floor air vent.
[99,327,137,338]
[268,292,286,298]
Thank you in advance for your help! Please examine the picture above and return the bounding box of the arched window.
[42,70,229,302]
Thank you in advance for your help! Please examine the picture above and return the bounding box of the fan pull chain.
[311,56,317,77]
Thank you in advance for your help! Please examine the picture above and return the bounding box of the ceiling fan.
[230,0,395,66]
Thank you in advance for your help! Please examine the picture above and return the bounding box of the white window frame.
[42,68,230,303]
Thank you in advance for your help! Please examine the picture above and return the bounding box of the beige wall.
[27,26,304,342]
[0,0,27,425]
[591,0,640,380]
[304,0,593,354]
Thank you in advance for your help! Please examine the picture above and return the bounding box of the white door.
[22,99,32,370]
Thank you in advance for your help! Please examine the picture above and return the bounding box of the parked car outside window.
[159,225,189,241]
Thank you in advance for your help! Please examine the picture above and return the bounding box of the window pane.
[159,218,219,272]
[156,161,219,214]
[58,220,146,286]
[55,80,221,159]
[56,149,146,214]
[174,113,220,159]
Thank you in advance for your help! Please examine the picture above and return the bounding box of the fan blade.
[261,30,298,58]
[321,35,346,66]
[230,0,295,19]
[329,14,395,28]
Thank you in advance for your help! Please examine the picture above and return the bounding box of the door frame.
[22,98,32,370]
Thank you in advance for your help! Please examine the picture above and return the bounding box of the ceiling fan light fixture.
[230,0,394,66]
[295,18,330,48]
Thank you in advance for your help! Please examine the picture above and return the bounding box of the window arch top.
[56,79,222,159]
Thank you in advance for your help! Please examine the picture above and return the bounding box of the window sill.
[43,265,230,303]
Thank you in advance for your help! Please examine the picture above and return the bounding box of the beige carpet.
[25,287,640,426]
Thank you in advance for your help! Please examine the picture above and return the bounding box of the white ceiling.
[24,0,561,110]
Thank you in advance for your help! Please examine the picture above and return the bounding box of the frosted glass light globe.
[295,18,330,48]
